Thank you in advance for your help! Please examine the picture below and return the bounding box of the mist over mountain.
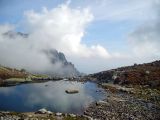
[43,49,80,77]
[3,31,28,38]
[2,30,80,77]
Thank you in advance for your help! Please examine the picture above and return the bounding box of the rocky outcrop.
[89,60,160,88]
[43,49,80,77]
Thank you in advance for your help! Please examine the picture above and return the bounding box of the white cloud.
[24,3,110,58]
[128,0,160,58]
[0,24,52,73]
[0,3,112,74]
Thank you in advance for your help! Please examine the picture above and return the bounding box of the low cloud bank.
[0,3,110,75]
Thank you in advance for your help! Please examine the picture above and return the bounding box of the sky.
[0,0,160,74]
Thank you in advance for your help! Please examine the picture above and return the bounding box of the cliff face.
[43,49,80,77]
[89,60,160,87]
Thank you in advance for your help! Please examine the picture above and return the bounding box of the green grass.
[6,78,32,82]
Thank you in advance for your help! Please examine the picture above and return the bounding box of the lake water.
[0,80,106,114]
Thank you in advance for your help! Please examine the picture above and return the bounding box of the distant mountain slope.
[89,60,160,87]
[0,65,28,80]
[0,65,51,86]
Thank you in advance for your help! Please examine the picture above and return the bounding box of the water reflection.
[0,80,106,114]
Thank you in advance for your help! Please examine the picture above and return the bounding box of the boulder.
[65,89,79,94]
[69,114,76,117]
[117,87,134,93]
[28,115,32,117]
[47,111,52,115]
[96,100,109,106]
[56,112,62,116]
[37,108,48,114]
[83,115,93,120]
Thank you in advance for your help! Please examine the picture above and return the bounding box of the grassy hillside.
[0,65,28,80]
[0,65,50,86]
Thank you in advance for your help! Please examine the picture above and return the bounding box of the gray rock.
[96,100,109,106]
[69,114,76,117]
[83,115,93,120]
[0,117,3,120]
[28,115,32,117]
[47,111,52,115]
[37,108,48,114]
[56,112,62,116]
[65,89,79,94]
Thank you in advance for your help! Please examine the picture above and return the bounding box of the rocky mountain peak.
[3,31,28,38]
[43,49,80,77]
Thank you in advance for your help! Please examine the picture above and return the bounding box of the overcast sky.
[0,0,160,73]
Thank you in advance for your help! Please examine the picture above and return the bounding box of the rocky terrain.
[82,60,160,120]
[88,60,160,88]
[0,110,89,120]
[85,84,160,120]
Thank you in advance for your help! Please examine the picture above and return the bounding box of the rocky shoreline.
[0,110,89,120]
[79,60,160,119]
[85,86,160,120]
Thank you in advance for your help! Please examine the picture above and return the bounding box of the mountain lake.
[0,80,106,114]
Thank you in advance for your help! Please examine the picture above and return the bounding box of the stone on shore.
[47,111,52,115]
[69,113,76,117]
[56,112,62,116]
[96,100,109,106]
[37,108,48,114]
[36,108,52,114]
